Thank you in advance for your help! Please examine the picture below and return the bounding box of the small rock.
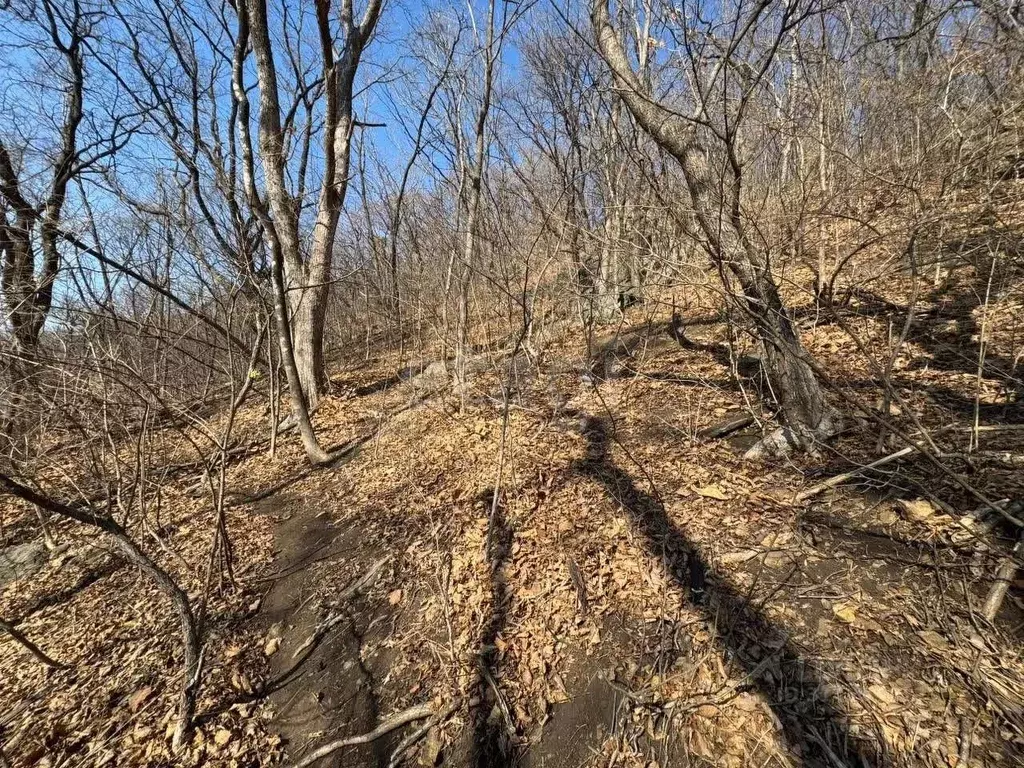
[0,541,48,588]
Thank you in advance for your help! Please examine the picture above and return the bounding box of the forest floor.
[2,269,1024,768]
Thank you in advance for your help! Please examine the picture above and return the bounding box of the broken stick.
[0,618,67,669]
[386,696,477,768]
[982,530,1024,623]
[796,425,966,503]
[290,556,389,659]
[796,445,917,501]
[697,412,755,441]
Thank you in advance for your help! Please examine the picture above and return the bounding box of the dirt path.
[234,339,1023,768]
[254,487,397,767]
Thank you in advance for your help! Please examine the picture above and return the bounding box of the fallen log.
[796,424,960,503]
[796,444,918,502]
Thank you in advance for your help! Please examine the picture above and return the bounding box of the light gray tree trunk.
[243,0,381,412]
[454,0,498,393]
[592,0,841,454]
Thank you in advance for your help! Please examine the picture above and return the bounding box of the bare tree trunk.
[242,0,381,411]
[271,241,331,465]
[454,0,498,392]
[0,4,89,541]
[386,32,460,330]
[290,296,329,406]
[591,0,840,455]
[595,208,620,324]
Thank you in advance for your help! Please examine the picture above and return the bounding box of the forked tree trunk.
[592,0,840,455]
[242,0,381,414]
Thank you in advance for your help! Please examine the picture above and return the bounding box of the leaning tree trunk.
[593,0,839,456]
[679,141,840,457]
[0,474,202,749]
[730,253,842,456]
[591,0,840,456]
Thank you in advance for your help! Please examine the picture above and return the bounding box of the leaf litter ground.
[2,272,1024,767]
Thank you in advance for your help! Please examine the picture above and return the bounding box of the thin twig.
[0,618,68,669]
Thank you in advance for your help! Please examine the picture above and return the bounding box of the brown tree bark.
[0,474,201,749]
[591,0,841,455]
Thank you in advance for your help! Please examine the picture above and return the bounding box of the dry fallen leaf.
[919,630,950,651]
[695,484,730,501]
[719,549,757,565]
[128,686,153,713]
[897,498,935,522]
[263,636,281,657]
[868,684,895,706]
[853,615,884,633]
[832,603,858,623]
[214,729,232,746]
[734,692,760,713]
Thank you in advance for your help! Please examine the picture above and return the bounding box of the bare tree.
[453,0,499,392]
[0,474,201,749]
[242,0,382,413]
[591,0,842,456]
[1,0,90,457]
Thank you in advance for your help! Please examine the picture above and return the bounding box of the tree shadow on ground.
[229,435,369,507]
[795,284,1022,410]
[472,491,517,768]
[569,411,885,768]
